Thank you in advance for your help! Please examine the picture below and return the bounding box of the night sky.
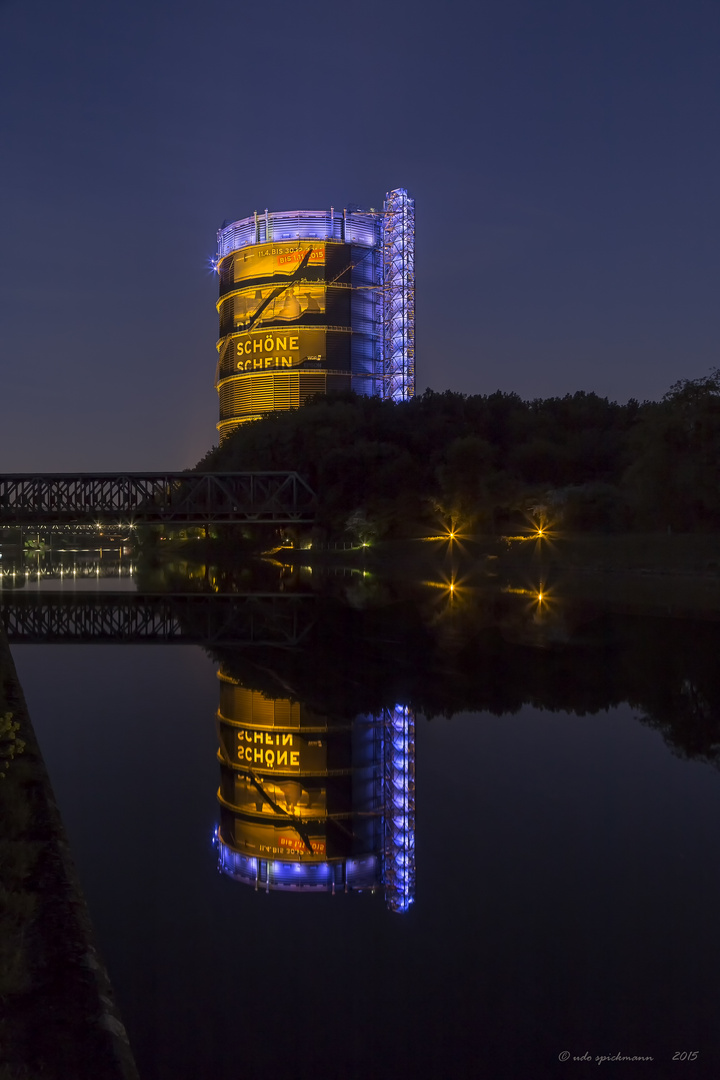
[1,0,719,471]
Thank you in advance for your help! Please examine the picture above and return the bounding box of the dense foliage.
[197,371,720,534]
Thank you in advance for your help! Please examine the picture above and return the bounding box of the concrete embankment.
[0,628,139,1080]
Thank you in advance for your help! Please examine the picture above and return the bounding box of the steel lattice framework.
[0,472,316,526]
[0,593,314,646]
[382,189,415,402]
[383,704,416,913]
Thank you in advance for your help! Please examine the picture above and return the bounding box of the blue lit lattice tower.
[383,705,416,912]
[382,189,415,401]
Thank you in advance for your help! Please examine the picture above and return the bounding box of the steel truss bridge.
[0,472,316,527]
[0,593,315,646]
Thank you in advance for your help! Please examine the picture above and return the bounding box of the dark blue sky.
[1,0,719,470]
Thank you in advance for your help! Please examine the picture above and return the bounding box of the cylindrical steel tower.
[215,208,381,439]
[214,191,414,439]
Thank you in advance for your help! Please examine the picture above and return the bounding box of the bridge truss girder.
[0,472,317,526]
[0,593,315,646]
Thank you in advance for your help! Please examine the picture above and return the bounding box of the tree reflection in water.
[208,568,720,778]
[204,567,720,923]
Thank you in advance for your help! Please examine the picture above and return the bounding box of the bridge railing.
[0,472,317,525]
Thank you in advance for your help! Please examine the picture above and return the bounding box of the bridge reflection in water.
[1,585,416,912]
[0,593,314,647]
[214,672,415,913]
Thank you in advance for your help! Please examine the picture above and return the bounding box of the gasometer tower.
[214,188,414,439]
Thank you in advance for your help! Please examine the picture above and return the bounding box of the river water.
[4,551,720,1078]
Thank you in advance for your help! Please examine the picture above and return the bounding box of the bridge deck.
[0,592,315,646]
[0,472,317,525]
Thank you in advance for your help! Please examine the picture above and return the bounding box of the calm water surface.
[7,566,720,1079]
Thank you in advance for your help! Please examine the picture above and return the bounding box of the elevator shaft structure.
[382,189,415,403]
[383,704,416,913]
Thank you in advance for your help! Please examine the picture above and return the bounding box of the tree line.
[196,370,720,535]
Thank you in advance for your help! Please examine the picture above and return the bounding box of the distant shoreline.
[271,531,720,579]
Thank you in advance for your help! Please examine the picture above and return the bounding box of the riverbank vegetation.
[0,637,138,1080]
[196,369,720,538]
[0,650,35,1018]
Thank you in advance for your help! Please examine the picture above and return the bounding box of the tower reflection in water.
[214,670,415,912]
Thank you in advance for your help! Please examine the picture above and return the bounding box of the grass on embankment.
[0,634,139,1080]
[0,653,38,1017]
